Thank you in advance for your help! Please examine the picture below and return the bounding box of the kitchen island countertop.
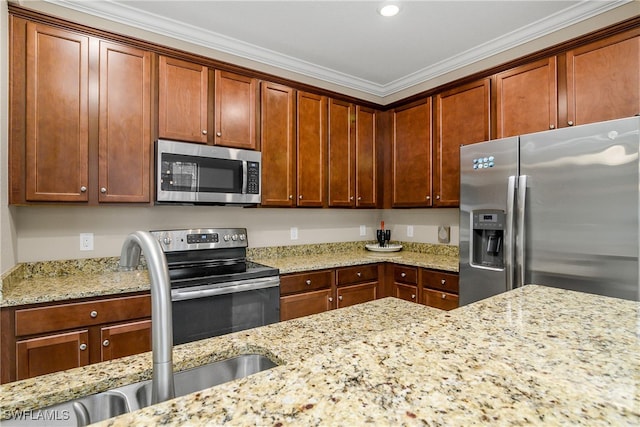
[2,285,638,425]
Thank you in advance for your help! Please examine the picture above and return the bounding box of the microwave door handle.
[242,161,248,194]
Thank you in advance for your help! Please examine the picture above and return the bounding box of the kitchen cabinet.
[214,70,258,150]
[158,56,209,144]
[1,294,151,383]
[391,98,433,207]
[296,91,328,207]
[421,269,459,311]
[495,57,558,138]
[280,270,334,321]
[434,79,490,207]
[328,102,378,208]
[9,18,153,205]
[565,32,639,126]
[335,265,378,308]
[260,82,297,206]
[391,265,419,303]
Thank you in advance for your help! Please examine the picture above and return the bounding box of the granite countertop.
[0,241,459,307]
[1,286,638,425]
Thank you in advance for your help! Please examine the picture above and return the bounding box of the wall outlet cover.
[80,233,94,251]
[359,225,366,236]
[407,225,414,237]
[290,227,298,240]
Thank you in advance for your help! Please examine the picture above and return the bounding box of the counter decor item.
[368,221,402,252]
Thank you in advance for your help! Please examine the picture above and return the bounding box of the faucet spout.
[119,231,175,404]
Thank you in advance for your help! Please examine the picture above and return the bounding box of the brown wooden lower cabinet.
[16,329,89,380]
[100,319,152,361]
[337,282,377,308]
[422,289,459,311]
[280,289,333,320]
[421,269,460,311]
[394,283,418,303]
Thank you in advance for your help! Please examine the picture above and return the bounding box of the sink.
[2,354,277,426]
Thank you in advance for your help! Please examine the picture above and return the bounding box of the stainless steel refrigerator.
[459,116,640,305]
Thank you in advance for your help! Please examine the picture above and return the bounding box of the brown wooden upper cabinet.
[355,106,378,208]
[10,18,153,205]
[495,57,558,138]
[158,56,258,149]
[565,32,639,127]
[434,79,490,207]
[391,98,433,207]
[296,91,328,207]
[260,82,297,207]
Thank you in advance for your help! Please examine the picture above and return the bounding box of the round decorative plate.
[365,244,403,252]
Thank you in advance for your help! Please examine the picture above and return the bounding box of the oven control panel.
[150,228,248,252]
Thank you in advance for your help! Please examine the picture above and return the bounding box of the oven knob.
[223,235,230,241]
[162,237,172,246]
[239,234,246,241]
[232,234,238,241]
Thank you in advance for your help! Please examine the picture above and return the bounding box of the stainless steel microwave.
[156,139,261,205]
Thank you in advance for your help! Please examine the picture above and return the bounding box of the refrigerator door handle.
[505,176,517,291]
[516,175,528,288]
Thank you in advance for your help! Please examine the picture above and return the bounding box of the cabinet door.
[280,289,333,321]
[337,282,377,308]
[158,56,209,143]
[495,57,558,138]
[423,289,459,311]
[296,91,327,207]
[434,79,490,207]
[260,82,296,206]
[16,330,89,380]
[328,99,355,207]
[566,33,639,126]
[392,99,432,207]
[25,22,89,202]
[214,70,258,149]
[394,283,418,303]
[355,106,377,208]
[101,320,151,361]
[98,41,152,203]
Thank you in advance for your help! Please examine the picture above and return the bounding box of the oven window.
[161,153,243,193]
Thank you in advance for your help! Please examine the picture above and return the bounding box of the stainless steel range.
[150,228,280,345]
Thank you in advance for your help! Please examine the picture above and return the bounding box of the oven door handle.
[171,276,280,301]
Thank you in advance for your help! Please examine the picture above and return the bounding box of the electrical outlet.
[359,225,366,236]
[407,225,414,238]
[290,227,298,240]
[80,233,94,251]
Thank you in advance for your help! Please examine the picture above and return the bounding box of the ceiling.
[43,0,630,101]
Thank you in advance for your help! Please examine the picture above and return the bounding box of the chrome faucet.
[119,231,175,404]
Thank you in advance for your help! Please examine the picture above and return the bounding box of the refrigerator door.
[519,117,639,301]
[459,137,519,305]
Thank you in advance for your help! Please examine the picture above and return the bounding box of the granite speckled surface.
[1,286,638,426]
[0,242,458,307]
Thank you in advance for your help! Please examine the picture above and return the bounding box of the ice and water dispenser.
[471,210,505,269]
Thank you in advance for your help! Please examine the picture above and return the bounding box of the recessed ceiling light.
[378,3,400,17]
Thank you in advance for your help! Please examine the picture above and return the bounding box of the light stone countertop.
[1,286,638,425]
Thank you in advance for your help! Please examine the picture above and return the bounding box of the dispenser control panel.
[471,210,505,269]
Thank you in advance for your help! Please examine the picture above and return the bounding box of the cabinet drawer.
[393,265,418,284]
[394,283,418,303]
[336,282,377,309]
[336,264,378,286]
[423,289,459,311]
[15,295,151,337]
[280,270,333,295]
[421,270,459,293]
[280,289,333,321]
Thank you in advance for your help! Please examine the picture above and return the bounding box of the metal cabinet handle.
[100,187,107,194]
[216,132,222,137]
[426,196,430,200]
[441,279,446,285]
[90,311,98,318]
[80,186,87,192]
[350,196,354,201]
[289,195,293,200]
[436,195,440,200]
[79,343,87,351]
[441,293,446,299]
[401,272,406,278]
[356,272,362,277]
[305,279,312,285]
[102,340,110,347]
[549,124,555,129]
[568,121,574,126]
[338,295,343,301]
[299,195,303,200]
[202,130,208,135]
[328,297,333,302]
[357,196,362,201]
[411,294,416,300]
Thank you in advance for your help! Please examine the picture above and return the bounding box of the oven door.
[171,276,280,345]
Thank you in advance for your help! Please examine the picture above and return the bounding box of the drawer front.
[336,264,378,286]
[394,283,418,303]
[423,289,459,311]
[421,270,459,293]
[393,265,418,284]
[15,295,151,337]
[336,282,377,309]
[280,270,333,295]
[280,289,333,321]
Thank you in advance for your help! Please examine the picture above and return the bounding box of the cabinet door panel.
[261,82,296,206]
[392,99,432,207]
[98,41,151,202]
[101,320,151,361]
[280,289,332,321]
[296,91,327,207]
[567,33,639,126]
[16,330,89,380]
[25,23,89,201]
[337,282,377,308]
[423,289,459,311]
[328,99,355,207]
[355,106,377,208]
[214,70,257,149]
[435,79,490,207]
[158,56,208,143]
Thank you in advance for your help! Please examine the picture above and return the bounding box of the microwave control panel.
[247,162,260,194]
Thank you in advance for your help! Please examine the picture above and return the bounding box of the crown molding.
[44,0,630,98]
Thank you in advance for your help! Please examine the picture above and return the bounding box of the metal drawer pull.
[79,344,87,351]
[103,340,110,347]
[90,311,98,318]
[441,293,446,299]
[401,272,406,278]
[328,297,333,302]
[441,279,446,285]
[305,279,312,285]
[338,295,343,301]
[356,272,362,277]
[411,294,416,299]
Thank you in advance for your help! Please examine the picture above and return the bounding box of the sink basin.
[2,354,277,426]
